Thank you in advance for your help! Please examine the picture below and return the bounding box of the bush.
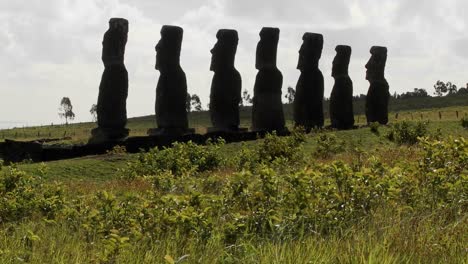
[416,137,467,209]
[369,122,380,135]
[386,121,428,145]
[121,139,226,180]
[257,131,305,163]
[0,166,64,223]
[236,131,306,170]
[106,145,127,155]
[461,116,468,129]
[314,133,345,158]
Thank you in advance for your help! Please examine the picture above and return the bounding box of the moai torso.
[330,45,354,129]
[154,26,189,130]
[96,18,129,131]
[251,27,285,132]
[365,46,390,125]
[293,33,324,130]
[209,29,242,130]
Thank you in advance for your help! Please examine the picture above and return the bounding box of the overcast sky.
[0,0,467,128]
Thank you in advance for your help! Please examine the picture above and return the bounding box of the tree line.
[59,80,467,124]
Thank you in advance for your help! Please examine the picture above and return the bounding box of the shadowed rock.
[208,29,244,132]
[293,33,324,130]
[251,27,286,132]
[148,25,194,136]
[365,46,390,125]
[330,45,355,129]
[91,18,130,143]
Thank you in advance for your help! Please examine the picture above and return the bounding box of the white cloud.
[0,0,467,128]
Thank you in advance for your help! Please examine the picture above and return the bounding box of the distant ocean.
[0,121,45,130]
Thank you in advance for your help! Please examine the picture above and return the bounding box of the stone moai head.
[297,33,323,71]
[332,45,352,77]
[102,18,128,66]
[210,29,239,71]
[256,27,280,70]
[109,18,129,33]
[155,25,183,70]
[365,46,387,81]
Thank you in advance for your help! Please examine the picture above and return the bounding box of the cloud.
[0,0,467,127]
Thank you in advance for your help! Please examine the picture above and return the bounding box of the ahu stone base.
[89,127,130,143]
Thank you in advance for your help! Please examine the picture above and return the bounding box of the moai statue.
[90,18,129,143]
[208,29,244,132]
[148,25,194,136]
[330,45,355,129]
[251,27,286,132]
[293,33,324,131]
[365,46,390,125]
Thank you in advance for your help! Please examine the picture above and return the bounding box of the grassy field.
[0,103,467,144]
[0,110,466,263]
[0,100,467,263]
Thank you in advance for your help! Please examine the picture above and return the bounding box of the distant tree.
[241,90,253,106]
[446,82,458,95]
[353,94,366,100]
[58,97,75,125]
[190,94,203,112]
[186,93,203,112]
[186,93,192,112]
[433,80,448,97]
[414,88,429,97]
[399,88,429,99]
[90,104,97,122]
[285,86,296,104]
[434,80,458,96]
[457,87,468,95]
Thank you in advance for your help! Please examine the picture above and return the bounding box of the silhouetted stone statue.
[90,18,129,143]
[148,25,194,136]
[330,45,355,129]
[293,33,324,130]
[365,46,389,125]
[208,29,244,132]
[251,27,285,132]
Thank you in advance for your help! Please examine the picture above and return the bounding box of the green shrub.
[106,145,127,155]
[0,166,64,223]
[461,116,468,128]
[369,122,380,135]
[386,121,429,145]
[313,133,345,158]
[257,131,305,163]
[236,131,306,170]
[121,139,226,180]
[417,137,467,209]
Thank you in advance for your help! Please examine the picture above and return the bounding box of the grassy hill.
[0,118,466,263]
[0,95,466,262]
[1,94,467,144]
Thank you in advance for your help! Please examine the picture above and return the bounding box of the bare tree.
[59,97,75,125]
[240,90,253,106]
[186,93,192,112]
[90,104,97,122]
[190,94,203,112]
[285,86,296,104]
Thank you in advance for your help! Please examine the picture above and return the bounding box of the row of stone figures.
[91,18,389,142]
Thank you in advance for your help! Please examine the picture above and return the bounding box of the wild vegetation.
[0,118,466,263]
[0,103,467,145]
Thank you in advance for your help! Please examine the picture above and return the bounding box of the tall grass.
[0,131,466,263]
